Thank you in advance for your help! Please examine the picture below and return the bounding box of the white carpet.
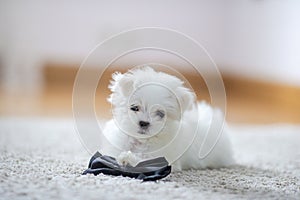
[0,118,299,200]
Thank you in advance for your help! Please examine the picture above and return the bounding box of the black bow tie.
[83,152,171,181]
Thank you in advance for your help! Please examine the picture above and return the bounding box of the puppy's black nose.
[139,121,150,128]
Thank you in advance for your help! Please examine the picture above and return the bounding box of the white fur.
[101,67,234,171]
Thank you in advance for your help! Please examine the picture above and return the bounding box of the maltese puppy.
[101,66,234,171]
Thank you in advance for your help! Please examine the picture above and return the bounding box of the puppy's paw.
[117,151,138,167]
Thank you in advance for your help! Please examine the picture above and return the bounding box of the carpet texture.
[0,118,299,200]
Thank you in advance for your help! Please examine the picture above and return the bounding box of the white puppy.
[101,66,234,171]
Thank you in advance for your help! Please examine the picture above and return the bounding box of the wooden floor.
[1,65,300,124]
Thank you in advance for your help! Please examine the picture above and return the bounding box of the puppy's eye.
[156,110,165,118]
[130,105,140,112]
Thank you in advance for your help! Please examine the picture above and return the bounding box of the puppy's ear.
[109,72,134,96]
[108,72,135,105]
[117,74,135,97]
[109,72,134,97]
[176,86,195,112]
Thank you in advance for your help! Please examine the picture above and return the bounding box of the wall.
[0,0,299,93]
[222,0,300,85]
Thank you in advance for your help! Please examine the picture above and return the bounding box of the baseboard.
[34,63,300,123]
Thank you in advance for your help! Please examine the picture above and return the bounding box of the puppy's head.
[108,66,195,137]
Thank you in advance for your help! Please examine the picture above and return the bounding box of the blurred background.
[0,0,300,124]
